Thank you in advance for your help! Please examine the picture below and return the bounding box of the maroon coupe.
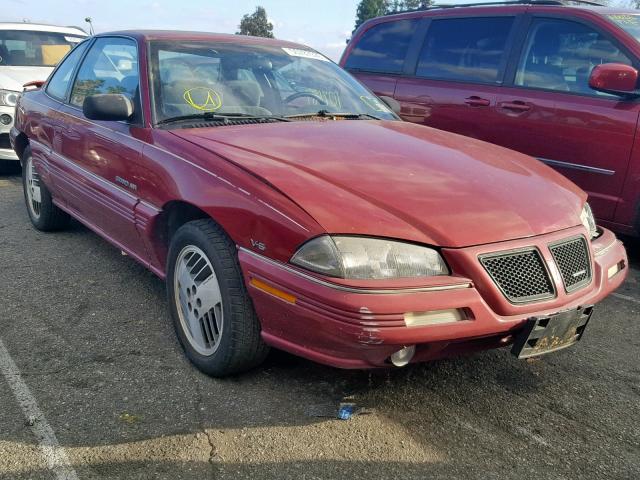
[10,31,627,376]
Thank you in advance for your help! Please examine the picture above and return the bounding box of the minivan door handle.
[499,101,531,112]
[464,96,490,107]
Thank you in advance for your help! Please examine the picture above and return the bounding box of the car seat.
[520,25,570,91]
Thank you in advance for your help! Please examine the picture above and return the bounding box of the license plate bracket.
[512,305,594,359]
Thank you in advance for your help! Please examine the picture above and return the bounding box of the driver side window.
[45,41,89,100]
[69,37,140,117]
[515,18,633,96]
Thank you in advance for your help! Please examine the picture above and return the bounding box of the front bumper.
[0,105,18,161]
[240,226,627,369]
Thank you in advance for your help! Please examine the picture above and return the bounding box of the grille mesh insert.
[550,237,592,292]
[480,249,555,303]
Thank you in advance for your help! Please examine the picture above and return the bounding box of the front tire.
[166,219,269,376]
[22,146,69,231]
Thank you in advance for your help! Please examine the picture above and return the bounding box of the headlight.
[0,89,20,107]
[580,203,598,239]
[290,235,449,279]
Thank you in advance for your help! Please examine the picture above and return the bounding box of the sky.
[4,0,366,61]
[5,0,633,61]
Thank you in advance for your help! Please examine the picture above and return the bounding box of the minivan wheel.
[166,219,269,376]
[22,146,69,231]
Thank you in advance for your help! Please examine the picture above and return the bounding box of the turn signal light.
[250,278,296,304]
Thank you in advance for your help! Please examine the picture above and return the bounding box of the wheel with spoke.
[25,154,42,219]
[167,219,269,376]
[174,245,224,356]
[21,146,69,231]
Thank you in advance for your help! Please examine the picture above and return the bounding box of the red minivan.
[341,1,640,237]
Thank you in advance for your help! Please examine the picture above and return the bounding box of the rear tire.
[22,146,70,231]
[166,219,269,377]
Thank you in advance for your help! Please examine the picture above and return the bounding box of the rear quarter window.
[345,19,418,73]
[416,16,515,83]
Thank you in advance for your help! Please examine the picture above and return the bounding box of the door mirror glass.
[379,95,401,115]
[589,63,639,96]
[83,94,134,121]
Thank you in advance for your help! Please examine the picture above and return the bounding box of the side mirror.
[589,63,639,97]
[83,94,134,121]
[379,95,401,115]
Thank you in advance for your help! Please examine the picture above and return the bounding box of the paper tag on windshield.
[282,47,329,62]
[64,36,83,43]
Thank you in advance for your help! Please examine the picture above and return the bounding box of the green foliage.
[354,0,388,32]
[237,6,274,39]
[353,0,433,33]
[387,0,433,13]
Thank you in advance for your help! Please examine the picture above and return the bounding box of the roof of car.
[0,22,87,36]
[98,30,312,49]
[367,2,640,23]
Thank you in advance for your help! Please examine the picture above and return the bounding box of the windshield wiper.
[157,112,291,126]
[285,110,381,120]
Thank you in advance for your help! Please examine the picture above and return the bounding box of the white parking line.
[0,338,79,480]
[612,292,640,305]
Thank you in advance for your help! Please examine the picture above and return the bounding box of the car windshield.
[149,40,397,124]
[0,30,85,67]
[607,14,640,42]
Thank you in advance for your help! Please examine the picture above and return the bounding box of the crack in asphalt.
[193,373,219,470]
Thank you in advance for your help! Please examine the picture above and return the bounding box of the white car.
[0,23,87,171]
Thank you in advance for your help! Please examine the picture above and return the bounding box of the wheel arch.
[13,132,29,165]
[149,200,240,273]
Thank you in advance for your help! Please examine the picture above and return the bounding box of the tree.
[387,0,432,13]
[353,0,433,33]
[237,6,274,38]
[353,0,388,32]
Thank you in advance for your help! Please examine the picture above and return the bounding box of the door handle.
[464,96,490,107]
[499,101,531,112]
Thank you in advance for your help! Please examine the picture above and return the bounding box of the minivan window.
[515,18,633,96]
[607,14,640,43]
[0,30,84,67]
[416,17,514,83]
[45,41,89,100]
[345,19,417,73]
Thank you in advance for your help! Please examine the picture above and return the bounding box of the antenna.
[85,17,94,35]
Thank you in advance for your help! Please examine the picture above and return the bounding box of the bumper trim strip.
[239,247,473,295]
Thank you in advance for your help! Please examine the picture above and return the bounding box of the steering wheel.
[284,91,327,105]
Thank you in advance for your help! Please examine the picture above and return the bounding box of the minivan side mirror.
[83,94,134,121]
[379,95,401,115]
[589,63,640,98]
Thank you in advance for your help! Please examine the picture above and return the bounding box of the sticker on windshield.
[282,47,329,62]
[183,87,222,111]
[608,14,640,26]
[360,96,388,112]
[64,36,83,43]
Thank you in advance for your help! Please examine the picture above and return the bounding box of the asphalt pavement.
[1,170,639,480]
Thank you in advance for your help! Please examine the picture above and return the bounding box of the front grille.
[480,249,555,304]
[0,133,10,149]
[549,236,592,293]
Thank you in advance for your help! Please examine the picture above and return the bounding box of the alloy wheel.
[173,245,224,356]
[25,156,42,219]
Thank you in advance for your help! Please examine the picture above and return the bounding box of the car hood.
[171,120,585,248]
[0,66,53,91]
